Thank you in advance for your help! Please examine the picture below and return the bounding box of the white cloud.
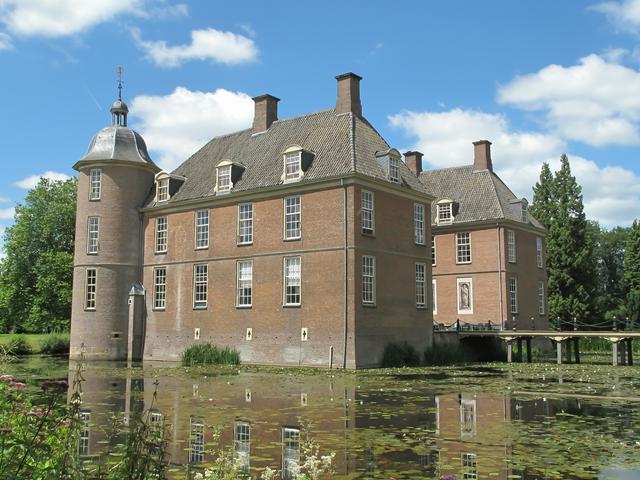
[0,31,12,50]
[0,208,14,221]
[390,108,640,226]
[132,27,258,68]
[15,171,71,189]
[591,0,640,33]
[497,54,640,146]
[130,86,254,170]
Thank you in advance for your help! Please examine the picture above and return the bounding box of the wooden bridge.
[458,330,639,366]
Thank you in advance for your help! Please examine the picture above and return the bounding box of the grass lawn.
[0,333,69,353]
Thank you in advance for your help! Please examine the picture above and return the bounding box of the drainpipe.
[342,179,348,369]
[497,224,504,330]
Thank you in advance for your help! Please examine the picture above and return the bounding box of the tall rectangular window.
[432,279,438,315]
[462,453,477,480]
[284,195,301,240]
[237,260,253,307]
[238,203,253,245]
[79,411,91,455]
[362,190,375,235]
[284,151,302,182]
[414,203,425,245]
[431,237,436,266]
[195,210,209,249]
[509,276,518,314]
[538,281,545,315]
[193,264,208,309]
[521,202,528,223]
[507,230,516,263]
[284,256,301,306]
[415,262,426,308]
[282,427,300,480]
[154,267,166,310]
[157,178,169,202]
[85,268,97,310]
[456,232,471,264]
[155,216,168,253]
[189,417,204,464]
[89,168,101,200]
[362,255,376,305]
[536,237,543,268]
[389,157,399,182]
[87,216,99,254]
[235,422,250,474]
[217,165,232,192]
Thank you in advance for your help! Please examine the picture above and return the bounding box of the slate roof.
[419,165,545,229]
[148,109,427,206]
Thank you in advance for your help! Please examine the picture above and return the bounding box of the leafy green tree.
[532,155,596,329]
[623,219,640,327]
[592,224,629,322]
[0,177,76,332]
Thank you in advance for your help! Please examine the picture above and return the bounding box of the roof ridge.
[349,113,356,172]
[420,164,474,176]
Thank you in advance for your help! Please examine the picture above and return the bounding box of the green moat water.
[6,356,640,479]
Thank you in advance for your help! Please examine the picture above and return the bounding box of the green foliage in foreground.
[423,343,472,365]
[0,333,69,355]
[380,341,421,367]
[181,343,240,366]
[39,333,70,355]
[6,335,32,356]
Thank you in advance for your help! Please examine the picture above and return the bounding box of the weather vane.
[116,66,124,100]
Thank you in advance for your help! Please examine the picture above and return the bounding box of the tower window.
[509,276,518,314]
[362,255,376,305]
[361,190,375,235]
[507,230,516,263]
[85,268,97,310]
[414,203,425,245]
[415,262,426,308]
[538,281,545,315]
[89,168,101,201]
[87,217,99,254]
[536,237,544,268]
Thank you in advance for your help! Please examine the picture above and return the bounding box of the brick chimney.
[252,94,279,134]
[473,140,493,171]
[335,72,362,116]
[404,151,423,175]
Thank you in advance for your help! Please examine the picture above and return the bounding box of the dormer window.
[217,165,232,192]
[157,178,169,202]
[389,156,399,182]
[437,201,453,225]
[285,151,302,182]
[521,200,528,223]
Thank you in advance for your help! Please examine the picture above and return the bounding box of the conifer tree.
[530,162,555,228]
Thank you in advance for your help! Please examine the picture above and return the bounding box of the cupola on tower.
[70,69,160,361]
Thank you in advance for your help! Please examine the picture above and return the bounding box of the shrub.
[381,341,421,368]
[424,344,471,365]
[40,333,70,355]
[7,335,32,356]
[181,343,240,366]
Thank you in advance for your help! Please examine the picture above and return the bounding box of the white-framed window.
[437,202,452,224]
[507,229,516,263]
[154,267,166,310]
[238,203,253,245]
[415,262,426,308]
[85,268,97,310]
[189,416,205,464]
[432,279,438,315]
[456,232,471,264]
[237,260,253,307]
[284,256,301,306]
[157,178,169,202]
[414,203,425,245]
[538,281,545,315]
[362,255,376,305]
[217,164,232,192]
[457,277,473,314]
[87,216,99,254]
[284,151,302,182]
[89,168,101,200]
[460,398,477,436]
[536,237,543,268]
[235,422,250,474]
[461,453,477,480]
[521,201,528,223]
[195,209,209,249]
[282,427,300,480]
[389,156,399,182]
[509,276,518,314]
[361,190,375,235]
[155,216,168,253]
[431,237,436,266]
[193,264,208,309]
[284,195,301,240]
[79,411,91,455]
[149,410,163,435]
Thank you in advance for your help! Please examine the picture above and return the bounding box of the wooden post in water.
[612,341,618,367]
[507,341,513,363]
[556,341,562,365]
[526,338,532,363]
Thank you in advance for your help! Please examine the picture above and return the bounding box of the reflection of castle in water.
[71,362,575,479]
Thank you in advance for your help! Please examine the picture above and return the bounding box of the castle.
[69,72,546,368]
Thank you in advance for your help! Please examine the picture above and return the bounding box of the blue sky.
[1,0,640,256]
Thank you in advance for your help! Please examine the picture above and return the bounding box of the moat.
[8,356,640,479]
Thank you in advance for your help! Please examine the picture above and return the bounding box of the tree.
[593,224,629,322]
[532,155,596,329]
[0,177,76,332]
[623,219,640,327]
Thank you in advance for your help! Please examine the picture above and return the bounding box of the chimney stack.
[404,151,423,176]
[473,140,493,171]
[252,94,280,134]
[335,72,362,116]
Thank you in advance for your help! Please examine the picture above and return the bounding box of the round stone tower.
[70,94,159,360]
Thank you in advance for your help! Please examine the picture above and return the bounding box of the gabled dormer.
[375,148,402,183]
[282,145,314,183]
[215,159,245,194]
[154,171,185,203]
[435,198,457,225]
